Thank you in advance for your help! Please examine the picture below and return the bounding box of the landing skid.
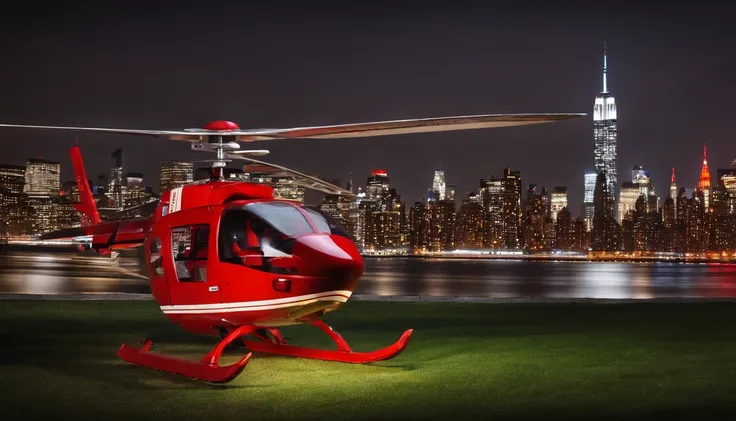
[244,321,413,363]
[118,325,255,383]
[117,322,413,383]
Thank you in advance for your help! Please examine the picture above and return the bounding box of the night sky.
[1,1,734,212]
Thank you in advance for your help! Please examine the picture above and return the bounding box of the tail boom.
[38,219,150,252]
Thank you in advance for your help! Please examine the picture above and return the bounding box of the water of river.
[2,246,735,299]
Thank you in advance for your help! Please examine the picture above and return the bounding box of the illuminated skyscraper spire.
[670,167,677,193]
[602,42,608,93]
[699,143,711,209]
[670,167,677,209]
[593,42,618,220]
[699,143,711,187]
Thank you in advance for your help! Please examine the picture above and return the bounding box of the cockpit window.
[245,202,314,237]
[218,201,314,272]
[301,206,351,239]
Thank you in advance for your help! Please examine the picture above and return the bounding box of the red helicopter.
[0,113,582,383]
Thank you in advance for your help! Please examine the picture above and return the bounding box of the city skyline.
[0,137,733,213]
[3,144,736,254]
[1,3,735,209]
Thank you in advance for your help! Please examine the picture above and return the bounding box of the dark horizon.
[2,1,735,211]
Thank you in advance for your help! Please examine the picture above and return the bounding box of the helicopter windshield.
[301,206,351,239]
[218,201,314,268]
[245,202,314,238]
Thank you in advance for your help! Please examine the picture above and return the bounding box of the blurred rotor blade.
[233,113,585,142]
[0,123,204,142]
[225,154,354,198]
[191,159,233,164]
[228,150,270,156]
[0,113,584,143]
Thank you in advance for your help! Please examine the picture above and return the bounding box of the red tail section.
[40,219,150,255]
[69,145,101,226]
[37,144,150,256]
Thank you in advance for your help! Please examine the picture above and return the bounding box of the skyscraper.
[550,186,568,222]
[22,158,68,236]
[630,165,656,214]
[160,161,194,193]
[432,170,446,200]
[109,149,124,209]
[23,158,60,195]
[366,170,389,200]
[592,172,618,251]
[631,165,651,198]
[454,198,483,249]
[698,143,711,210]
[502,168,522,249]
[479,177,504,248]
[0,164,26,193]
[669,167,677,213]
[0,164,27,238]
[583,172,597,230]
[445,185,456,202]
[618,181,641,223]
[242,164,307,204]
[717,164,736,214]
[593,43,618,216]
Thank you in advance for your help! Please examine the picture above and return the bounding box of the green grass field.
[2,300,736,420]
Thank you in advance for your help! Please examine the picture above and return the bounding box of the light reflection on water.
[1,249,736,299]
[575,263,630,299]
[357,258,736,299]
[369,271,400,296]
[11,272,67,295]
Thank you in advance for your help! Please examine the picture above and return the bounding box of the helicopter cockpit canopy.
[218,201,350,274]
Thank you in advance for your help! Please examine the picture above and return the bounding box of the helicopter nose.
[293,234,364,278]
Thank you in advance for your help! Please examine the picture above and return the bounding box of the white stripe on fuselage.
[159,290,352,314]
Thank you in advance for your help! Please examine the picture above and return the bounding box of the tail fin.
[69,145,101,226]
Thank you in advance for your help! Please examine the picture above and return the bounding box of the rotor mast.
[192,133,240,181]
[190,120,244,181]
[207,134,230,181]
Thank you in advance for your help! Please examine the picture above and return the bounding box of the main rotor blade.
[0,123,205,142]
[234,113,585,142]
[228,150,270,156]
[0,113,583,143]
[226,154,354,198]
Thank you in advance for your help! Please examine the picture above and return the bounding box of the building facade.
[160,161,194,193]
[550,186,568,222]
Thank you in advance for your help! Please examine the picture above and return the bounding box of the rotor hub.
[203,120,240,131]
[196,121,241,180]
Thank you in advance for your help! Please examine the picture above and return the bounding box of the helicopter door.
[167,223,222,305]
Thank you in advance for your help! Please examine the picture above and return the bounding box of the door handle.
[209,286,219,292]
